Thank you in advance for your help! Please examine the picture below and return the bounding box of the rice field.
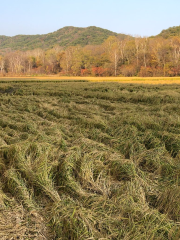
[1,76,180,84]
[1,79,180,239]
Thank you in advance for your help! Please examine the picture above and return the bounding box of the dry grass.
[0,80,180,239]
[1,76,180,84]
[0,205,50,239]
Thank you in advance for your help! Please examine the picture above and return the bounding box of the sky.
[1,0,180,37]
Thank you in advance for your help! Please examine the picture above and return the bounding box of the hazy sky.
[1,0,179,37]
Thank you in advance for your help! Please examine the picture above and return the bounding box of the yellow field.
[1,76,180,84]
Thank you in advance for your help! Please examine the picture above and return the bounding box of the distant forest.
[1,26,180,77]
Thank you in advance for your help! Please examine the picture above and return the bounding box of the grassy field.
[1,79,180,239]
[2,76,180,84]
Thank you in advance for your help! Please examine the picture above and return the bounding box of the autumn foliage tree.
[2,35,180,77]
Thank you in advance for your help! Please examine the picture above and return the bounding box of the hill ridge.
[0,26,129,51]
[158,25,180,38]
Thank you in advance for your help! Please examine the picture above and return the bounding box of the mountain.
[157,25,180,38]
[2,25,180,52]
[0,26,130,51]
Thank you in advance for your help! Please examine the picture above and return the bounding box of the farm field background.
[2,76,180,84]
[1,79,180,239]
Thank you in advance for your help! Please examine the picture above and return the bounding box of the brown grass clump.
[0,205,50,239]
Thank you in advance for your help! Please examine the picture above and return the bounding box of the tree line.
[1,35,180,77]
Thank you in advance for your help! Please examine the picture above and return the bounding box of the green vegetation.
[2,24,180,53]
[0,26,129,51]
[158,25,180,38]
[1,80,180,239]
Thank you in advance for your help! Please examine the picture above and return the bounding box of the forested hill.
[0,26,130,51]
[2,25,180,52]
[158,26,180,38]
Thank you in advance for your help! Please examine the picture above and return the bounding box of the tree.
[71,46,84,76]
[103,36,121,76]
[61,46,75,74]
[135,36,141,68]
[0,55,5,74]
[170,37,180,75]
[140,37,149,68]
